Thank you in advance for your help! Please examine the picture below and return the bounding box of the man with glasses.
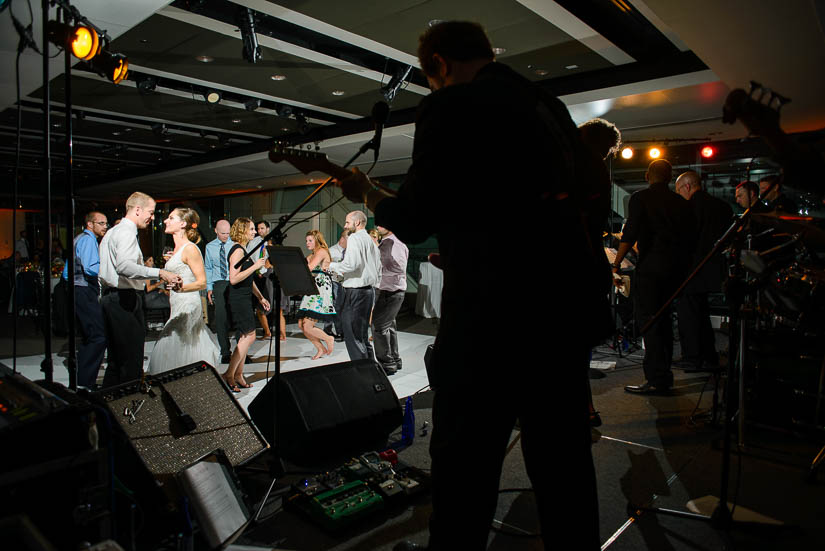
[62,211,108,389]
[205,219,235,363]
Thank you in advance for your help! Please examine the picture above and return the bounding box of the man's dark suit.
[622,183,695,388]
[677,190,733,368]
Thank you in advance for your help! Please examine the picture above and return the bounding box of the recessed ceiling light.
[163,137,172,143]
[533,68,549,77]
[112,131,121,136]
[140,39,149,44]
[232,118,241,124]
[281,127,290,132]
[196,55,214,63]
[565,64,579,70]
[331,90,345,96]
[492,47,506,55]
[270,74,286,81]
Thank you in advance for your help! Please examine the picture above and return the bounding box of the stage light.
[237,7,262,63]
[701,145,715,159]
[244,98,261,111]
[90,50,129,83]
[620,147,634,159]
[137,76,157,94]
[204,89,222,104]
[47,21,101,61]
[648,147,662,159]
[381,64,413,103]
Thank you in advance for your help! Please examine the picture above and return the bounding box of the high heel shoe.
[223,375,241,393]
[236,376,252,389]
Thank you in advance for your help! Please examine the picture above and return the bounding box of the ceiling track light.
[381,64,413,103]
[204,89,222,104]
[137,75,157,94]
[236,7,262,64]
[244,98,261,111]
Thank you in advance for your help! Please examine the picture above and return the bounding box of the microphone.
[371,101,390,163]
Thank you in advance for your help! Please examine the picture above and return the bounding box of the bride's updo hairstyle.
[176,207,202,244]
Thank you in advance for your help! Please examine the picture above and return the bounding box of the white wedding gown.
[148,243,220,374]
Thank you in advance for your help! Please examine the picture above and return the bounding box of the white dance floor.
[4,324,435,410]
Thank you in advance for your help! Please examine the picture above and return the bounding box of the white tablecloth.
[415,261,443,318]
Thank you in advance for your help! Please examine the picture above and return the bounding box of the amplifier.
[95,361,268,482]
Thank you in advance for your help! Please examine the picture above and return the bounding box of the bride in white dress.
[148,208,219,374]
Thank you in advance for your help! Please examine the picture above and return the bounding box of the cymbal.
[750,212,825,248]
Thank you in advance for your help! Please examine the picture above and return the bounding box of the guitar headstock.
[269,145,330,175]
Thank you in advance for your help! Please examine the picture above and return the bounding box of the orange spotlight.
[648,147,662,159]
[620,146,634,159]
[71,25,99,60]
[47,20,100,61]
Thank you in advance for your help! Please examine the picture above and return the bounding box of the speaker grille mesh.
[100,363,268,477]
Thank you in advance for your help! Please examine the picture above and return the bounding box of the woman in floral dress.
[297,230,336,359]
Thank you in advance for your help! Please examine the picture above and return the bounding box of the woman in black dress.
[225,217,269,392]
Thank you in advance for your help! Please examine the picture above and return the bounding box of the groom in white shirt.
[99,191,181,388]
[328,211,381,362]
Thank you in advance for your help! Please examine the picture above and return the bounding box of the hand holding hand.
[159,270,182,290]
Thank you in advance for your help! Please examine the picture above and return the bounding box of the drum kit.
[739,212,825,332]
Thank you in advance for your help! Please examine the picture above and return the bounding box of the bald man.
[674,171,733,371]
[205,219,236,363]
[328,211,381,363]
[613,159,695,394]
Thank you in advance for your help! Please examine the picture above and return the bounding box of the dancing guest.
[205,219,235,363]
[297,230,336,359]
[371,225,408,375]
[249,220,272,339]
[325,230,348,341]
[99,192,181,388]
[225,218,269,392]
[328,211,381,361]
[148,208,219,374]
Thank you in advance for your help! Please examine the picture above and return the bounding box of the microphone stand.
[239,140,377,522]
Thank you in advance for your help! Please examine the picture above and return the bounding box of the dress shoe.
[382,366,398,376]
[589,411,602,427]
[334,335,345,343]
[393,542,427,551]
[624,381,668,395]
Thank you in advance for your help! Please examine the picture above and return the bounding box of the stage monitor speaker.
[248,359,402,463]
[95,361,269,486]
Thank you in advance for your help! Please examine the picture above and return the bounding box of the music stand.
[248,246,318,523]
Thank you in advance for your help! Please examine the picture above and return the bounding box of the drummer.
[758,175,798,214]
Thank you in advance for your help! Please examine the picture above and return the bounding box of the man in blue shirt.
[62,211,108,388]
[205,219,235,363]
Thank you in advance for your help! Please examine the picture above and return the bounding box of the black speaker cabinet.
[248,359,403,463]
[95,361,269,486]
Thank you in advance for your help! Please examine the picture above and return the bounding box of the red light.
[701,146,715,158]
